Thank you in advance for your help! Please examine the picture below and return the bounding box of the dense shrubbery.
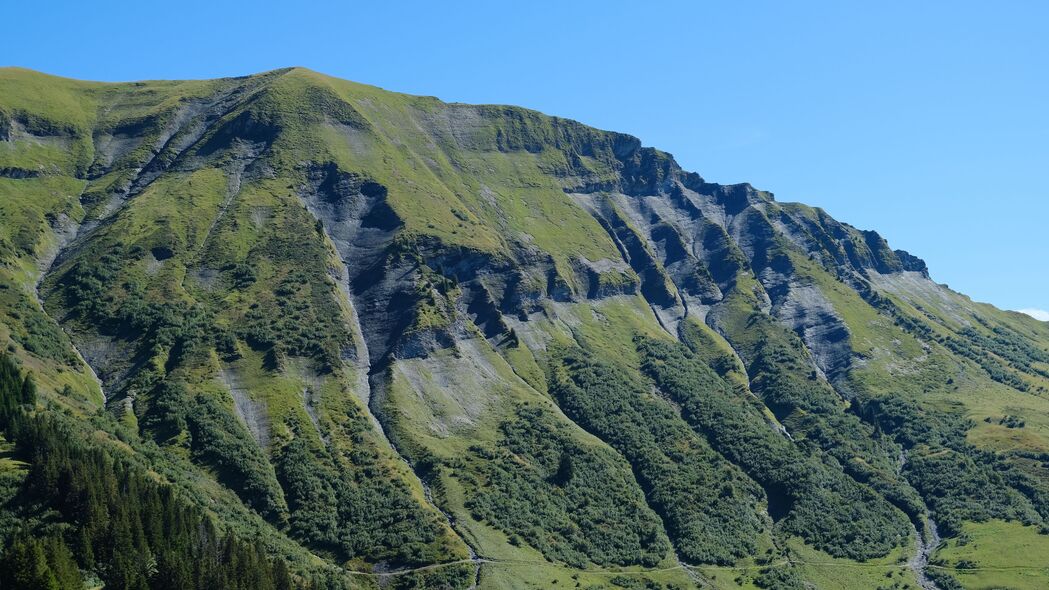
[386,563,475,590]
[55,243,232,379]
[464,405,670,568]
[741,318,839,417]
[753,565,804,590]
[706,312,925,523]
[636,337,912,560]
[852,381,1049,533]
[143,380,288,523]
[274,433,340,550]
[854,396,970,450]
[49,207,456,569]
[1,286,80,366]
[549,349,765,565]
[54,213,352,378]
[1003,455,1049,524]
[235,208,353,371]
[904,449,1040,536]
[276,424,451,566]
[607,575,686,589]
[145,377,456,566]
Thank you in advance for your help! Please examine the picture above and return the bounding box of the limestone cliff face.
[3,67,1049,589]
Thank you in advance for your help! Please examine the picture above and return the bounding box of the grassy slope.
[933,520,1049,590]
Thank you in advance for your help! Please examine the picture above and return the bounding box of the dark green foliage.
[464,405,671,568]
[550,348,765,565]
[388,563,475,590]
[852,379,1049,532]
[702,312,926,524]
[552,451,575,486]
[742,315,840,416]
[1002,454,1049,523]
[997,415,1026,428]
[854,395,969,450]
[275,425,449,567]
[184,393,287,522]
[3,288,79,365]
[276,433,339,550]
[607,575,684,589]
[230,263,258,289]
[0,354,34,426]
[10,66,1049,589]
[0,360,298,590]
[54,244,125,325]
[904,449,1040,536]
[753,565,805,590]
[52,242,229,381]
[925,569,964,590]
[50,214,450,566]
[636,337,912,560]
[792,411,925,518]
[234,207,353,371]
[0,535,81,590]
[144,380,288,523]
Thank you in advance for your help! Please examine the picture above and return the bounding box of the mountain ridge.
[2,67,1049,590]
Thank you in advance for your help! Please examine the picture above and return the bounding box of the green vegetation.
[33,141,462,568]
[904,448,1041,536]
[549,347,766,565]
[5,65,1049,589]
[222,184,355,371]
[144,379,289,522]
[463,404,670,568]
[275,423,455,567]
[0,354,296,590]
[637,336,911,561]
[711,281,926,525]
[0,352,35,424]
[931,520,1049,590]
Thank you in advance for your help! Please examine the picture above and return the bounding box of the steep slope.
[2,66,1049,590]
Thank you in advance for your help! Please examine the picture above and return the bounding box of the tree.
[552,451,575,486]
[1,537,61,590]
[20,372,37,405]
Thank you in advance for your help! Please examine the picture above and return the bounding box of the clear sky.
[4,1,1047,315]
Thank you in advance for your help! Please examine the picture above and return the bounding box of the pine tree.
[274,559,294,590]
[0,354,300,590]
[43,536,84,590]
[1,537,61,590]
[20,372,36,405]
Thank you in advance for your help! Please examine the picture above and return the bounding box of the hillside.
[2,66,1049,590]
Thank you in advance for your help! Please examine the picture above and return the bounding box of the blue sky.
[5,1,1047,315]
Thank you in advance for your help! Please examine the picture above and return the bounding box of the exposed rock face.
[772,281,852,381]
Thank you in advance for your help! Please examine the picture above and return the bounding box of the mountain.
[2,66,1049,590]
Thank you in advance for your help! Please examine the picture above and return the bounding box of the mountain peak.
[1,67,1047,590]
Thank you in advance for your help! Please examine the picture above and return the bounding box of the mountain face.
[2,67,1049,590]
